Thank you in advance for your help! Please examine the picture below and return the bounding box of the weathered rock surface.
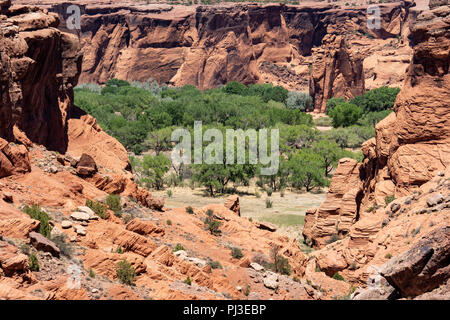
[29,231,60,257]
[303,158,361,247]
[381,226,450,298]
[0,240,28,275]
[224,195,240,216]
[304,4,450,299]
[36,1,414,102]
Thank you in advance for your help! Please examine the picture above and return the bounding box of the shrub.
[286,91,313,111]
[28,254,39,271]
[255,191,261,198]
[326,233,340,244]
[89,268,96,278]
[20,244,31,255]
[166,219,172,226]
[385,195,396,205]
[333,272,345,281]
[23,205,52,238]
[328,102,363,128]
[385,253,392,259]
[184,276,192,286]
[106,194,122,217]
[208,260,223,269]
[116,246,124,254]
[85,199,107,219]
[173,243,185,252]
[266,188,273,197]
[231,247,244,259]
[270,245,291,275]
[167,189,173,198]
[116,260,136,285]
[51,234,74,258]
[122,213,135,224]
[186,206,194,214]
[244,284,251,296]
[204,210,222,236]
[265,199,273,208]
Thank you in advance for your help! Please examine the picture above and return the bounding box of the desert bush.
[20,244,31,255]
[106,194,122,217]
[385,195,396,205]
[116,260,136,285]
[115,246,124,254]
[122,213,135,224]
[231,247,244,259]
[51,234,74,258]
[314,116,333,127]
[23,205,52,238]
[326,233,341,244]
[208,260,223,269]
[286,91,313,111]
[184,276,192,286]
[204,210,222,236]
[85,199,108,219]
[244,284,251,296]
[333,272,345,281]
[269,245,291,275]
[28,254,39,271]
[166,219,172,226]
[167,189,173,198]
[173,243,185,252]
[185,206,194,214]
[265,198,273,208]
[89,268,96,278]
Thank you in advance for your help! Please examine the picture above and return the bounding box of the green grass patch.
[258,214,305,227]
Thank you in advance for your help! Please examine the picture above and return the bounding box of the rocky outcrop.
[0,138,31,178]
[309,35,365,112]
[0,4,82,152]
[303,158,362,247]
[0,2,164,210]
[303,4,450,296]
[381,226,450,298]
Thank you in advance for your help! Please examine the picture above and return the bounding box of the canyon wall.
[0,2,82,152]
[302,3,449,299]
[39,1,415,112]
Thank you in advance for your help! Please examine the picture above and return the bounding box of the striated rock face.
[309,35,365,112]
[0,137,31,178]
[303,4,450,298]
[380,226,450,297]
[36,1,413,104]
[0,4,82,152]
[303,158,362,247]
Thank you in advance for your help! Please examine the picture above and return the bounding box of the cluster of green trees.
[75,79,397,196]
[326,87,399,128]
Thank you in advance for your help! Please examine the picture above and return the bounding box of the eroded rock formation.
[304,3,450,299]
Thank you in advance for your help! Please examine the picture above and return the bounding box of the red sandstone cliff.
[29,0,416,112]
[303,3,449,299]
